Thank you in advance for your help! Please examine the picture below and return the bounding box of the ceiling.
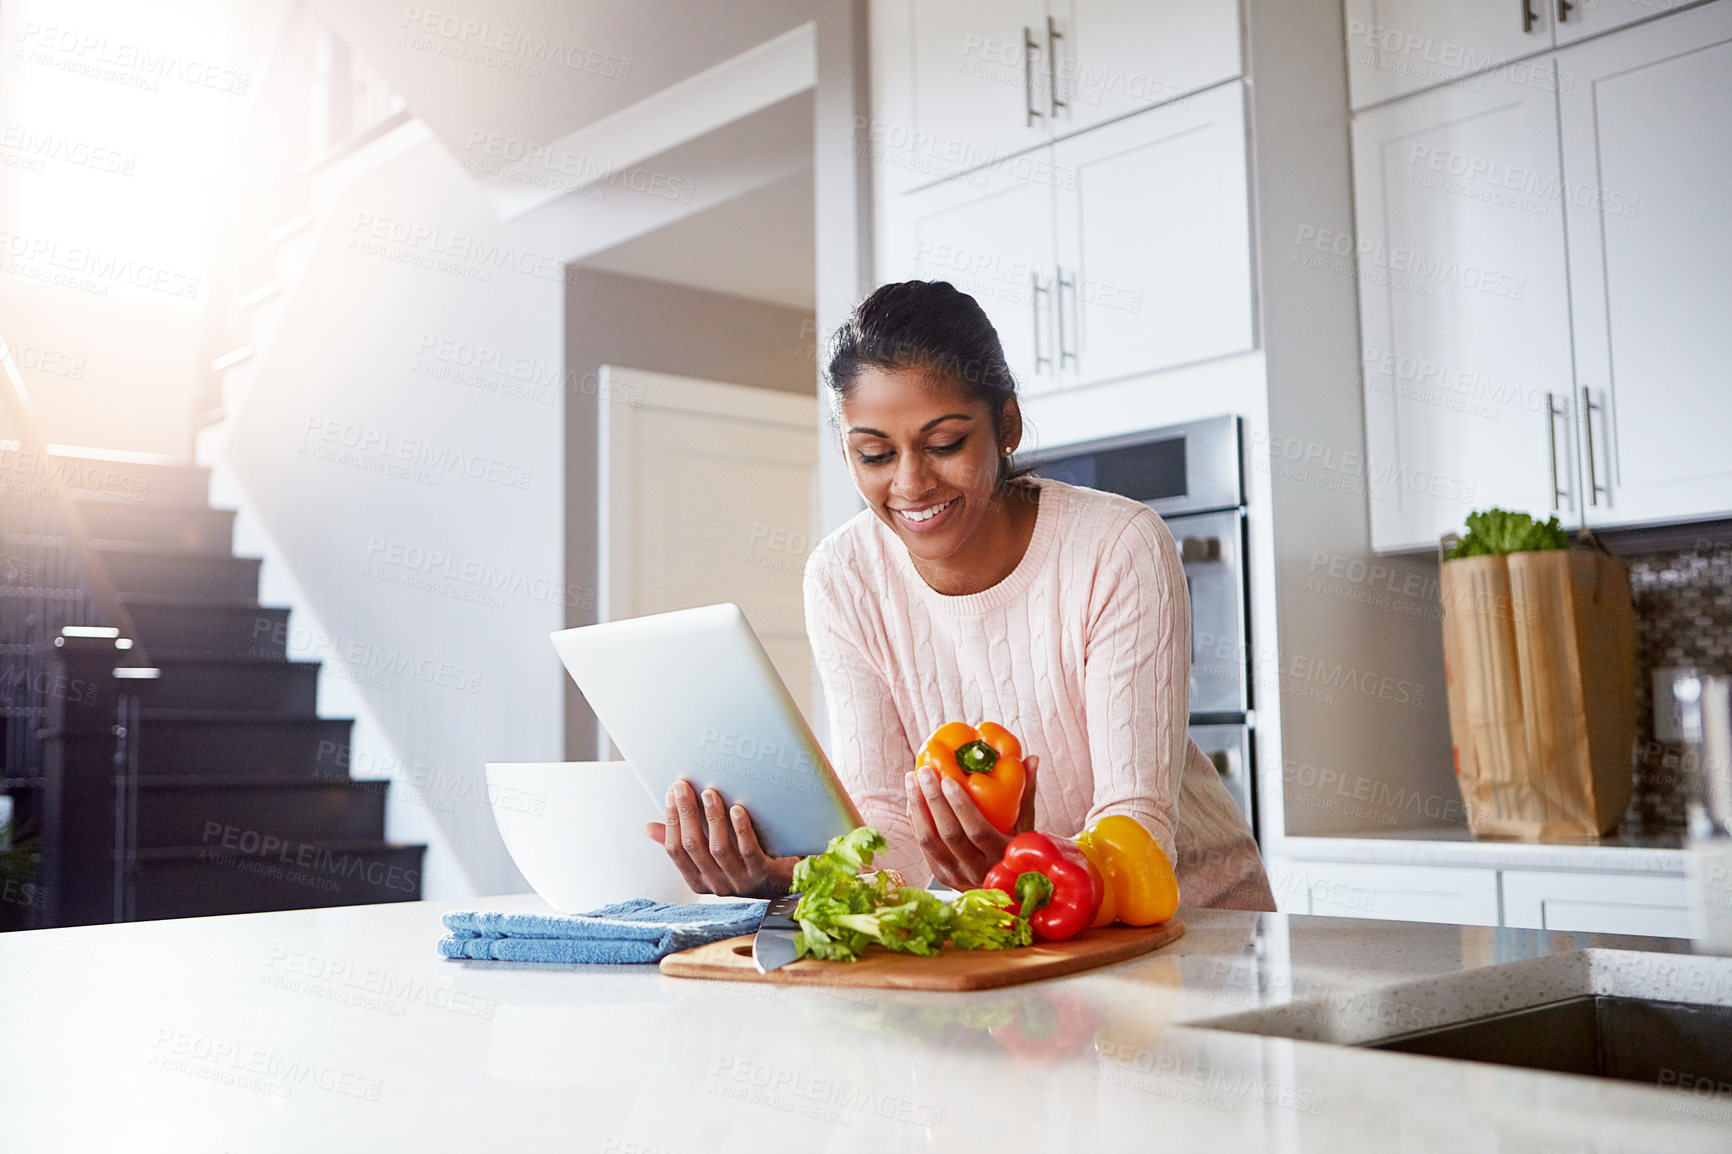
[311,0,814,163]
[309,0,817,313]
[577,166,815,311]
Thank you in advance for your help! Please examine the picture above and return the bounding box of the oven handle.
[1179,536,1223,564]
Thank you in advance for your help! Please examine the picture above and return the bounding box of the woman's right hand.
[643,779,799,898]
[905,754,1040,890]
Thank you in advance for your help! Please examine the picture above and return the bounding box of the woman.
[645,280,1274,910]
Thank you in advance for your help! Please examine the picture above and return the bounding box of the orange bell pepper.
[916,721,1027,835]
[1073,814,1179,927]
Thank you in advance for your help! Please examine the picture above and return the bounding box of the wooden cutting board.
[659,918,1184,991]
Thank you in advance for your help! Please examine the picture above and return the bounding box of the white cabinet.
[1343,0,1712,106]
[1352,0,1732,549]
[1344,0,1555,108]
[1274,857,1691,936]
[1052,82,1254,390]
[1558,1,1732,528]
[875,0,1241,195]
[1053,0,1242,135]
[884,155,1058,389]
[1352,67,1578,552]
[885,86,1253,397]
[1552,0,1702,45]
[1500,869,1691,937]
[1269,859,1502,926]
[904,0,1052,190]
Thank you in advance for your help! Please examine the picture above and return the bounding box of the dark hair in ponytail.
[824,280,1035,489]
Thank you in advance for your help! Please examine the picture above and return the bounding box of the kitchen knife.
[751,892,802,974]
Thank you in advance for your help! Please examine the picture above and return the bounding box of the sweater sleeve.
[801,545,925,883]
[1080,509,1191,867]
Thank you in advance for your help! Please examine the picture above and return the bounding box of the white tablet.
[550,603,863,858]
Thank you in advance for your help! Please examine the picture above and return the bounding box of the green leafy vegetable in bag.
[1447,508,1571,560]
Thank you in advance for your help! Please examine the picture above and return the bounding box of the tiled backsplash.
[1625,538,1732,830]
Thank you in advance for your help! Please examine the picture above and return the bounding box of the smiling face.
[839,363,1021,566]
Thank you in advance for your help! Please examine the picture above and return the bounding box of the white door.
[1352,66,1578,552]
[1343,0,1554,108]
[597,367,819,752]
[904,0,1052,187]
[1049,0,1242,135]
[1559,0,1732,528]
[885,151,1060,392]
[1552,0,1699,45]
[1051,82,1253,391]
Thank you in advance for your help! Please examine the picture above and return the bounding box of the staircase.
[75,454,425,920]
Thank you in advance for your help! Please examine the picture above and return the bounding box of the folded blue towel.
[437,898,769,964]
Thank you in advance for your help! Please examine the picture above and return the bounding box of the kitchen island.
[4,896,1729,1151]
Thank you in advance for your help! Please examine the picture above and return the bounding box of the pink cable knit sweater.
[802,475,1274,910]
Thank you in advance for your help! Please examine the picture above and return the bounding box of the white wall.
[1245,0,1458,842]
[222,135,566,899]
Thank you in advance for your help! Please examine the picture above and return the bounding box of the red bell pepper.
[983,832,1103,943]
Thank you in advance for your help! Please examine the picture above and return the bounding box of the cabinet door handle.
[1521,0,1539,33]
[1046,16,1067,118]
[1557,0,1574,22]
[1582,385,1607,506]
[1056,266,1077,368]
[1023,27,1043,127]
[1546,391,1569,510]
[1031,270,1052,374]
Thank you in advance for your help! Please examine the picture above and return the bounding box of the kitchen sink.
[1368,995,1732,1088]
[1187,946,1732,1089]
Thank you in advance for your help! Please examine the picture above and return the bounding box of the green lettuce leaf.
[946,888,1033,951]
[787,828,1034,961]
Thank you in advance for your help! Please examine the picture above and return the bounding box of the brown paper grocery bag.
[1439,548,1636,838]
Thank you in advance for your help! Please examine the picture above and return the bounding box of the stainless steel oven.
[1023,416,1256,834]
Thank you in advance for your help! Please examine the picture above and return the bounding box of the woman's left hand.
[905,754,1039,890]
[643,780,800,898]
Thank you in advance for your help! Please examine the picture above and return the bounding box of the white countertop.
[4,896,1730,1151]
[1272,827,1688,874]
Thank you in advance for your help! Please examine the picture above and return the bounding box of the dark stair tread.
[120,591,269,609]
[92,547,261,568]
[139,656,320,714]
[74,501,235,553]
[135,839,425,861]
[55,457,211,507]
[120,600,290,660]
[133,715,356,779]
[91,539,186,552]
[135,774,389,788]
[129,843,426,918]
[96,550,262,600]
[149,655,320,669]
[138,648,291,663]
[139,709,354,723]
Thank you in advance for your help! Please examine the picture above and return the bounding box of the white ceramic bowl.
[485,761,695,913]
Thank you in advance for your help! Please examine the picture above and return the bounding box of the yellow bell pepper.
[1073,815,1179,927]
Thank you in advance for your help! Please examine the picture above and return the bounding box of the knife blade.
[751,892,803,974]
